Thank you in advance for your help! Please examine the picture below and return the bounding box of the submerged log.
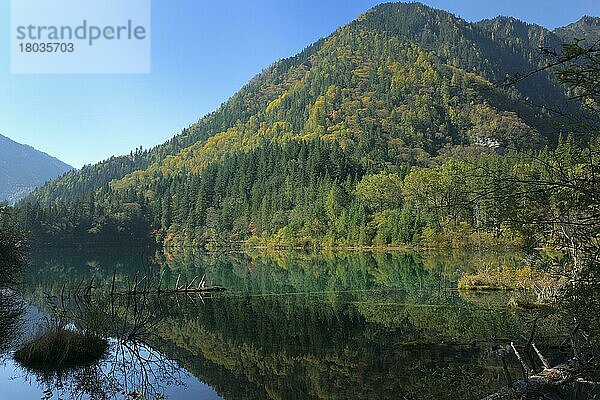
[117,286,226,295]
[106,272,226,296]
[482,359,580,399]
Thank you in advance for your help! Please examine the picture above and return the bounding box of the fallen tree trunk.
[116,286,226,295]
[482,359,579,399]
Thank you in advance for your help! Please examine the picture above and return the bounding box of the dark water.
[0,248,584,399]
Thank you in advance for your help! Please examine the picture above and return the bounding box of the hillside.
[15,2,596,246]
[25,2,573,206]
[0,134,73,205]
[554,16,600,45]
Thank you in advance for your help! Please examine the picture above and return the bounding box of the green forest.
[0,2,598,399]
[7,0,597,343]
[11,4,597,254]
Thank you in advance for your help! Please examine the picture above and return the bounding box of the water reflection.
[19,290,199,400]
[25,248,525,299]
[0,248,594,399]
[0,290,25,356]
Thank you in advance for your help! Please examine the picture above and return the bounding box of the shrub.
[14,326,108,371]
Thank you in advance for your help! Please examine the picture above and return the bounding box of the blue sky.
[1,0,599,168]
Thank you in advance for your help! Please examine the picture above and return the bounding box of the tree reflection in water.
[18,249,600,399]
[15,291,188,400]
[0,290,25,357]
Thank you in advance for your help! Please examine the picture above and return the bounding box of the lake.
[0,247,581,399]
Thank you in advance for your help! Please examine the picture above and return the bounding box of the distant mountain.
[554,16,600,45]
[16,2,597,245]
[0,134,73,204]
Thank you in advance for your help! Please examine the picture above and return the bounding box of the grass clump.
[13,325,108,372]
[458,266,547,291]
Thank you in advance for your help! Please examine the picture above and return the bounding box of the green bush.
[14,326,108,371]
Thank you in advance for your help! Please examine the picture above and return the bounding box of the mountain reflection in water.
[0,248,592,399]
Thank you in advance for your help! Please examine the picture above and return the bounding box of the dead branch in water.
[482,322,597,399]
[111,274,225,295]
[53,270,226,301]
[482,358,580,400]
[115,286,226,295]
[114,273,226,295]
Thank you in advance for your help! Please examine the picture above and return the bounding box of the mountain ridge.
[15,2,598,246]
[0,134,73,205]
[554,15,600,44]
[27,2,571,205]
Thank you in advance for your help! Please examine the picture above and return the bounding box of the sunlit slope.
[26,2,578,207]
[111,20,550,190]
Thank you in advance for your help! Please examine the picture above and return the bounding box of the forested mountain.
[554,16,600,45]
[15,3,597,247]
[0,134,73,205]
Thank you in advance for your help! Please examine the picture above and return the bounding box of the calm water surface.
[0,248,574,399]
